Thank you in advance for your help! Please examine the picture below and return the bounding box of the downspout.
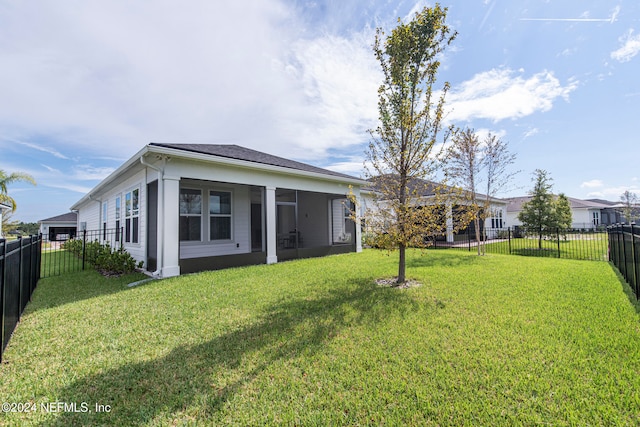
[140,155,166,277]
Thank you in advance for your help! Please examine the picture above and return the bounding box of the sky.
[1,0,639,223]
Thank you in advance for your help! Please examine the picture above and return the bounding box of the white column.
[161,176,181,277]
[446,202,455,243]
[265,186,278,264]
[354,190,363,253]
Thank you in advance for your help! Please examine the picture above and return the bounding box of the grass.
[481,234,608,261]
[1,250,639,426]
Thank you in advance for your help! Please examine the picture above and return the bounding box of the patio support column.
[265,186,278,264]
[446,201,454,243]
[161,175,181,277]
[354,189,363,253]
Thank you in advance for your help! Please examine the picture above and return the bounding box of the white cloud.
[17,141,68,159]
[581,179,604,189]
[0,0,380,162]
[446,68,578,122]
[523,127,539,138]
[587,185,640,199]
[611,29,640,63]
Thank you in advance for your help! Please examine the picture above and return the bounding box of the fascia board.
[148,145,368,187]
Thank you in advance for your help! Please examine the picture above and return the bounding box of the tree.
[518,170,572,248]
[555,193,573,230]
[0,169,36,211]
[444,128,517,255]
[619,190,639,223]
[364,5,456,284]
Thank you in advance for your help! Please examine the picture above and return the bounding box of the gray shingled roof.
[39,212,77,223]
[505,196,611,212]
[150,143,359,181]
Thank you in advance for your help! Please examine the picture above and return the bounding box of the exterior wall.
[179,180,251,260]
[74,168,148,266]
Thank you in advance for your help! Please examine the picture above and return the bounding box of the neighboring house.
[361,177,509,242]
[39,212,78,241]
[0,202,11,238]
[505,196,613,229]
[71,143,366,278]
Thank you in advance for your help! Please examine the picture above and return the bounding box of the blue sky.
[1,0,639,223]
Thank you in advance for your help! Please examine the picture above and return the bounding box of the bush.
[62,239,142,276]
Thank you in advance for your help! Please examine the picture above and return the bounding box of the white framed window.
[592,211,600,226]
[115,196,121,242]
[125,188,140,244]
[209,190,232,241]
[180,188,202,241]
[491,210,503,229]
[331,198,352,244]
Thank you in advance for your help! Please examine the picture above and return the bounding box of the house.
[0,202,11,238]
[505,196,613,229]
[361,176,509,242]
[70,143,366,278]
[39,212,78,241]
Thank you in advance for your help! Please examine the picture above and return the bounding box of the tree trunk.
[474,216,481,255]
[397,243,406,284]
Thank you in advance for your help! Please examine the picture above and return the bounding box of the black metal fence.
[1,235,41,362]
[608,223,640,298]
[41,228,123,278]
[430,227,608,261]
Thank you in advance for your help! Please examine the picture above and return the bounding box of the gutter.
[140,154,167,277]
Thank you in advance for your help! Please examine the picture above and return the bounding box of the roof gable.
[39,212,77,223]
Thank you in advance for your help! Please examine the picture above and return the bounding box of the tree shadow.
[42,278,422,425]
[610,265,640,315]
[407,251,480,268]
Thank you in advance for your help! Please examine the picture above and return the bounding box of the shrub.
[62,238,141,276]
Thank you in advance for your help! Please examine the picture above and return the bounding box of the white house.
[38,212,78,241]
[70,143,366,278]
[505,196,612,229]
[361,177,509,243]
[0,202,11,238]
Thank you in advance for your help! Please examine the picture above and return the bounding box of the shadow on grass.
[43,278,423,426]
[407,250,480,268]
[610,264,640,315]
[28,269,147,313]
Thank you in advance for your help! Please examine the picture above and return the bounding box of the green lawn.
[1,250,639,426]
[481,234,608,261]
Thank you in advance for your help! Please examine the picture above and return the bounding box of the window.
[125,188,139,243]
[592,211,600,226]
[331,199,352,244]
[491,210,503,229]
[102,201,108,240]
[115,196,121,242]
[180,188,202,241]
[209,191,232,240]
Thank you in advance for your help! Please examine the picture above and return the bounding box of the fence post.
[631,223,638,298]
[557,227,561,258]
[508,227,511,255]
[0,239,5,363]
[17,236,23,316]
[82,229,87,271]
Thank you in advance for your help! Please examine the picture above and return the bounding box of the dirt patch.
[375,277,422,289]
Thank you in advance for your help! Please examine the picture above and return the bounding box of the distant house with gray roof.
[505,196,617,229]
[39,212,78,241]
[70,143,366,278]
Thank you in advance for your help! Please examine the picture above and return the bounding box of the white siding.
[74,169,147,265]
[179,181,251,259]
